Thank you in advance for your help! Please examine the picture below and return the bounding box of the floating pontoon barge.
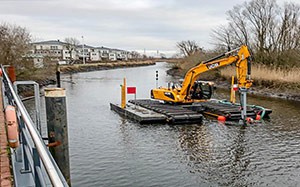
[110,99,272,124]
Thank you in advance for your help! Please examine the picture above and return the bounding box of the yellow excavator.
[151,45,253,104]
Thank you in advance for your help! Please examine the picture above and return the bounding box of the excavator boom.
[151,45,253,103]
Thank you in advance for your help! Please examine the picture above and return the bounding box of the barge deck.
[110,99,272,124]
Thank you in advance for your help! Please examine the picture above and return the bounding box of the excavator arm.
[151,45,253,103]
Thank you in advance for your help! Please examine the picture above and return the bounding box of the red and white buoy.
[5,105,19,148]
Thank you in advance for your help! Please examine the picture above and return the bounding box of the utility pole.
[82,36,85,64]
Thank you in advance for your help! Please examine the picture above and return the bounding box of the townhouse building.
[94,46,110,61]
[30,40,77,60]
[29,39,141,66]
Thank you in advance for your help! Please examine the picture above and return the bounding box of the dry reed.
[219,64,300,94]
[220,64,300,83]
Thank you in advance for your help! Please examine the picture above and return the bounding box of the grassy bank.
[59,60,155,73]
[17,64,57,85]
[220,65,300,94]
[16,60,155,84]
[168,55,300,100]
[15,60,155,97]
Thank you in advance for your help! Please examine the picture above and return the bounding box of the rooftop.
[31,40,68,45]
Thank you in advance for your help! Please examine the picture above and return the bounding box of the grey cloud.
[0,0,293,55]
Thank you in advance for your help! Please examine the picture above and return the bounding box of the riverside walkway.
[0,81,12,186]
[0,66,69,187]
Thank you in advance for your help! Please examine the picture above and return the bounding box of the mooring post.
[44,88,71,185]
[56,65,61,88]
[121,78,126,108]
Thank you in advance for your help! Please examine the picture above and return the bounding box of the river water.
[27,62,300,186]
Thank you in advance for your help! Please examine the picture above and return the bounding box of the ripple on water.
[25,63,300,186]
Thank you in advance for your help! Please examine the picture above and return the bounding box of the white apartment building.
[31,40,77,61]
[94,47,110,60]
[30,40,140,64]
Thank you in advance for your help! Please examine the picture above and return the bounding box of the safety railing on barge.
[1,65,68,187]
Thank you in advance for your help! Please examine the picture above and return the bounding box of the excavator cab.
[190,81,214,100]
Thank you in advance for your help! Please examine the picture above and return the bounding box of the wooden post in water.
[44,88,71,185]
[56,65,61,88]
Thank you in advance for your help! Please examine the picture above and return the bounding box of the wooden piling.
[44,88,71,185]
[56,65,61,88]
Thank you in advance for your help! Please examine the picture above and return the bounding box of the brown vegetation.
[59,60,155,73]
[220,64,300,94]
[16,60,155,86]
[170,51,222,80]
[169,53,300,98]
[176,40,202,57]
[212,0,300,68]
[0,23,31,68]
[17,63,57,85]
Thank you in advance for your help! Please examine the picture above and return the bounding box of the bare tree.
[64,37,80,60]
[0,23,31,67]
[243,0,278,52]
[211,0,300,67]
[228,6,251,47]
[277,3,300,51]
[176,40,202,57]
[211,25,238,50]
[64,37,79,49]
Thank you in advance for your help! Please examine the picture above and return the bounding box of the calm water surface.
[29,62,300,186]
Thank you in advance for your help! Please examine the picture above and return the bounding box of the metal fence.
[1,65,69,187]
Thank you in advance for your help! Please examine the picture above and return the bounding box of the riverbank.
[167,64,300,102]
[59,60,155,73]
[15,60,155,97]
[219,65,300,101]
[17,60,155,85]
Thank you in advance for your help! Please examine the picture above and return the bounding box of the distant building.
[76,44,97,62]
[29,39,141,64]
[31,40,77,61]
[94,46,110,61]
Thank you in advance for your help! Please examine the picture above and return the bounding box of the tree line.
[0,23,31,68]
[1,0,299,69]
[177,0,300,68]
[0,22,87,66]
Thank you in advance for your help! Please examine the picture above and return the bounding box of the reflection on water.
[25,63,300,186]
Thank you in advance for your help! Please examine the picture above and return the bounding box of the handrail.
[1,65,68,187]
[14,81,41,134]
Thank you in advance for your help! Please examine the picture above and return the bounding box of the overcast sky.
[0,0,291,56]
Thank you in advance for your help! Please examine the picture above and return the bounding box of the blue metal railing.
[1,66,69,187]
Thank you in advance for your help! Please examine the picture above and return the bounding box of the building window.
[50,46,58,50]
